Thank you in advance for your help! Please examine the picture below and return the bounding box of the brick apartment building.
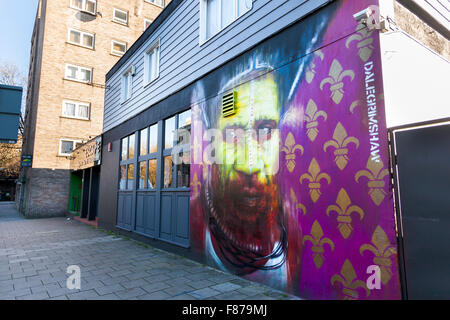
[17,0,170,217]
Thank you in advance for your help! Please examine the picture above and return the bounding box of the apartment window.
[62,100,90,120]
[68,28,94,49]
[144,0,164,7]
[65,64,92,83]
[144,19,153,30]
[143,40,160,86]
[111,40,127,56]
[70,0,97,15]
[121,67,133,102]
[113,8,128,25]
[200,0,252,42]
[59,139,82,156]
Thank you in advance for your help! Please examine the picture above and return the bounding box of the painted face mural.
[208,70,285,275]
[190,0,402,300]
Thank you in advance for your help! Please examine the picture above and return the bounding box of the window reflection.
[121,137,128,160]
[177,152,190,188]
[164,116,175,149]
[128,133,135,159]
[140,128,148,156]
[148,159,157,188]
[177,109,191,145]
[127,164,134,189]
[163,156,173,188]
[119,165,126,190]
[139,161,146,189]
[149,124,158,153]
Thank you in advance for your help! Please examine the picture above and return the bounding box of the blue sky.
[0,0,40,75]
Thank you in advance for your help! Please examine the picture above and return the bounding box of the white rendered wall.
[381,30,450,128]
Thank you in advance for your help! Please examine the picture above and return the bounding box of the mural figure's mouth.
[205,186,287,274]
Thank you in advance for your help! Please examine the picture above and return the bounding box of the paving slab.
[0,202,300,300]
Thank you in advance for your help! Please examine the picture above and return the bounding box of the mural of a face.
[205,71,285,274]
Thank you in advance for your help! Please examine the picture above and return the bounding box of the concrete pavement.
[0,202,299,300]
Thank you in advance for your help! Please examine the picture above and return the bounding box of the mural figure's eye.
[257,120,277,141]
[260,127,272,138]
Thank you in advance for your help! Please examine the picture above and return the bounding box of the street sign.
[21,155,32,167]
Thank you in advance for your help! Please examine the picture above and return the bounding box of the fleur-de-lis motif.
[192,173,201,197]
[303,220,334,269]
[323,122,359,170]
[281,132,304,173]
[327,188,364,239]
[320,59,355,104]
[331,259,370,300]
[300,158,331,203]
[355,157,390,206]
[290,188,306,215]
[349,100,361,114]
[306,50,325,84]
[305,99,327,142]
[346,26,375,62]
[360,226,397,285]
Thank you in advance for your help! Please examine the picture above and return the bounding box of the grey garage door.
[392,122,450,299]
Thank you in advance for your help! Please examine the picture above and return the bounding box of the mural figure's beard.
[204,164,287,275]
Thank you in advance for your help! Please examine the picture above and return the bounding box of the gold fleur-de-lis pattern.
[355,157,390,206]
[360,226,397,285]
[305,99,327,142]
[323,122,359,170]
[306,50,325,84]
[281,132,304,173]
[320,59,355,104]
[327,188,365,239]
[331,259,370,300]
[290,188,306,215]
[303,220,334,269]
[346,25,375,62]
[300,158,331,203]
[349,100,361,113]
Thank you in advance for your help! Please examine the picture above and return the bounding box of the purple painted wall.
[190,0,401,300]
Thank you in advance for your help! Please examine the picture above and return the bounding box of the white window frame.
[113,8,129,25]
[111,40,127,56]
[199,0,253,44]
[121,67,134,103]
[61,99,91,120]
[70,0,97,15]
[144,0,164,8]
[59,139,82,156]
[67,28,95,49]
[143,39,160,87]
[144,18,153,30]
[64,63,93,84]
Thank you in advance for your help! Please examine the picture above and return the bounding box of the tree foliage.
[0,135,22,179]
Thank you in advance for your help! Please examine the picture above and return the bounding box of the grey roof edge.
[106,0,183,81]
[0,84,23,91]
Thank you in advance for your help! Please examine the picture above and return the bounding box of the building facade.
[99,0,449,299]
[18,0,170,217]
